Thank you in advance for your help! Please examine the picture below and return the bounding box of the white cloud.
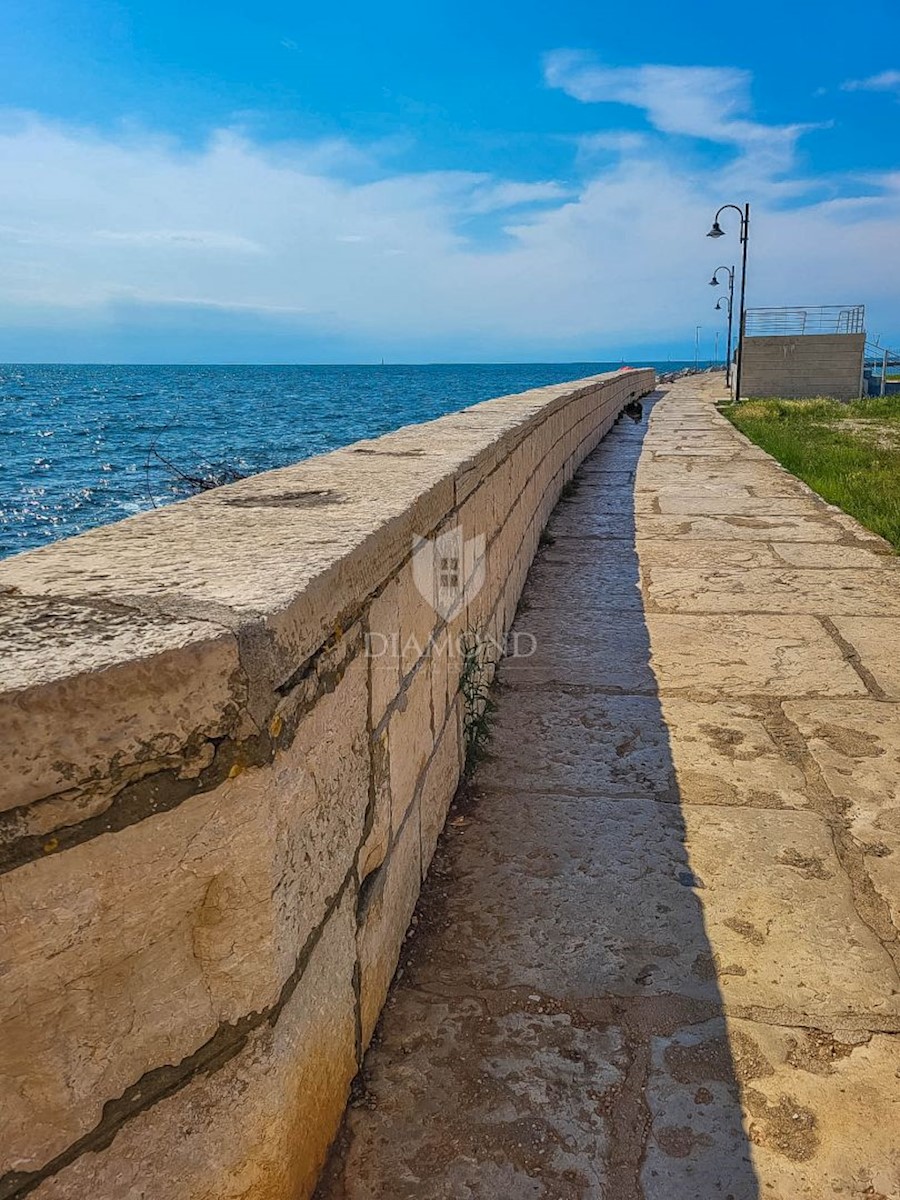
[842,70,900,95]
[577,131,649,155]
[0,103,897,358]
[92,229,264,251]
[544,51,817,173]
[464,180,571,213]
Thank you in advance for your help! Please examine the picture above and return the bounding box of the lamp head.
[708,274,720,286]
[706,221,725,238]
[715,299,724,310]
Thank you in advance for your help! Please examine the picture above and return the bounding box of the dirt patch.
[730,1030,775,1083]
[836,420,900,452]
[655,1124,712,1158]
[723,917,765,946]
[664,1034,735,1085]
[699,723,746,757]
[744,1088,819,1162]
[776,847,832,880]
[784,1029,858,1076]
[813,722,885,759]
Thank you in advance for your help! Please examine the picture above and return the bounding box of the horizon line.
[0,357,713,369]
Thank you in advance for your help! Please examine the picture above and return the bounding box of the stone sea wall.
[0,367,655,1200]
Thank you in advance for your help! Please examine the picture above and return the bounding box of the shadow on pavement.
[318,391,760,1199]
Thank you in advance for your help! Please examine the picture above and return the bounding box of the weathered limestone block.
[428,627,453,736]
[386,660,433,833]
[261,647,371,959]
[455,476,496,550]
[365,575,401,730]
[356,814,422,1049]
[0,594,245,817]
[0,458,460,678]
[394,558,439,679]
[30,890,359,1200]
[490,455,518,533]
[0,652,369,1177]
[357,730,391,884]
[419,704,464,876]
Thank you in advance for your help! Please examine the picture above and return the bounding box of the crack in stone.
[818,615,890,700]
[771,702,900,975]
[0,626,364,876]
[0,870,357,1200]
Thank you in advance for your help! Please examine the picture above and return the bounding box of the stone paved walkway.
[319,375,900,1199]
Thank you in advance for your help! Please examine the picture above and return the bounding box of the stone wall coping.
[0,368,641,694]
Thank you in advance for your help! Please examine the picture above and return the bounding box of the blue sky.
[1,0,898,362]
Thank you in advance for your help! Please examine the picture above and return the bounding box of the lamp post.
[708,264,735,388]
[706,203,750,400]
[694,324,701,370]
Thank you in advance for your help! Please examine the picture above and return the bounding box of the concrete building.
[740,304,865,400]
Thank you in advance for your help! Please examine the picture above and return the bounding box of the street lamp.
[706,203,750,400]
[709,264,735,387]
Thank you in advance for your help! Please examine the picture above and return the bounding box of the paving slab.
[477,691,677,798]
[521,554,644,611]
[551,510,848,542]
[635,463,816,497]
[497,609,658,691]
[403,792,725,1005]
[679,805,900,1020]
[654,489,825,517]
[645,567,900,616]
[642,1017,900,1200]
[539,537,647,568]
[478,691,810,809]
[830,617,900,698]
[785,699,900,931]
[770,542,900,569]
[659,697,811,809]
[553,489,655,516]
[645,614,866,697]
[636,541,783,570]
[575,467,635,484]
[320,990,626,1200]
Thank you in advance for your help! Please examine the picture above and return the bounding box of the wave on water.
[1,361,705,558]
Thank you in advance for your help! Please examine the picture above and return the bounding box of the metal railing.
[863,340,900,397]
[744,304,866,336]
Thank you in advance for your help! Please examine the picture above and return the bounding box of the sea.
[0,361,702,559]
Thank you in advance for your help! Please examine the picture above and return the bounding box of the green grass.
[721,396,900,550]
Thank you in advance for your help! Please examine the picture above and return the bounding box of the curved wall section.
[0,368,655,1200]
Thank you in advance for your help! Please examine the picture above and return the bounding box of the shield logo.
[412,526,486,620]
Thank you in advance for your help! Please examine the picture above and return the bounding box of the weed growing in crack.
[459,627,498,776]
[538,528,556,548]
